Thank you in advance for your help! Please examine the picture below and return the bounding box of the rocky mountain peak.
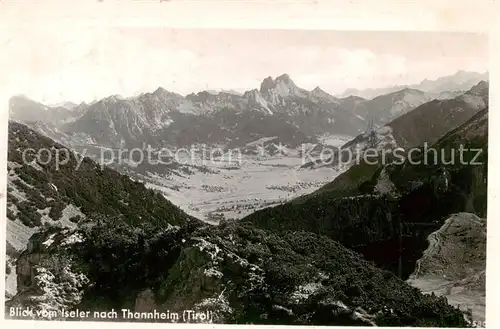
[260,73,296,92]
[102,95,125,104]
[243,89,273,114]
[310,86,339,103]
[468,80,489,95]
[276,73,292,82]
[153,86,169,96]
[243,88,261,99]
[150,87,184,102]
[9,95,51,123]
[194,90,212,98]
[260,76,276,93]
[259,74,308,102]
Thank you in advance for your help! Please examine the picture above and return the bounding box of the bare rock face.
[407,212,486,326]
[6,231,90,320]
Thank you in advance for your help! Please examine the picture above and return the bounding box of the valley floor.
[145,155,344,222]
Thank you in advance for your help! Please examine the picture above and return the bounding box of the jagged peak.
[148,87,185,101]
[107,94,125,101]
[260,73,296,93]
[244,89,268,104]
[152,86,182,99]
[276,73,291,82]
[243,88,261,97]
[260,76,275,93]
[91,95,126,108]
[311,86,334,96]
[467,80,489,95]
[475,80,489,87]
[310,86,339,103]
[185,90,222,102]
[153,86,168,94]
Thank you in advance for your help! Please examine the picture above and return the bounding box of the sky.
[1,28,488,105]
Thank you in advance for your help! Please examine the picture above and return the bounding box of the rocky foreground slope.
[7,215,468,326]
[407,212,486,325]
[5,122,469,326]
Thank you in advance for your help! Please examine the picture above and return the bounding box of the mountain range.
[9,72,477,151]
[338,70,488,99]
[302,80,488,172]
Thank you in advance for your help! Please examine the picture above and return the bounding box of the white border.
[0,1,498,328]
